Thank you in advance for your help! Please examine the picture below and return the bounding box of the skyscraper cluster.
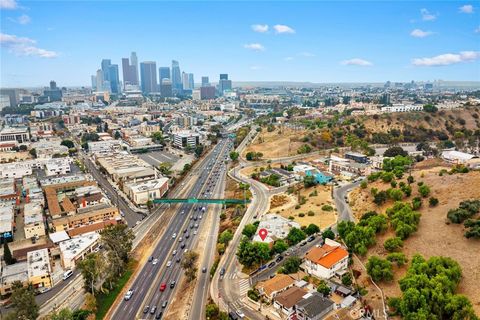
[90,52,232,99]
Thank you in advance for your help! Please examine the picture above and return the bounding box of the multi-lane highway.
[112,138,232,320]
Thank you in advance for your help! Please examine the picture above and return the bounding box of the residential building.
[257,274,295,300]
[295,292,335,320]
[172,131,200,149]
[59,232,100,269]
[140,61,158,94]
[0,178,17,202]
[252,213,301,244]
[274,286,308,317]
[24,202,45,239]
[0,261,28,295]
[303,239,349,279]
[125,177,169,205]
[27,249,52,291]
[0,205,14,242]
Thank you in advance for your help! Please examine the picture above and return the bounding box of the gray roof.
[296,292,334,317]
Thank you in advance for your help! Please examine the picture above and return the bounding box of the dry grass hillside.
[349,164,480,314]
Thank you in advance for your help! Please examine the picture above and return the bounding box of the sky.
[1,0,479,87]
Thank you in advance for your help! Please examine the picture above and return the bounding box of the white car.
[172,233,176,239]
[152,259,158,265]
[166,261,172,267]
[124,289,134,301]
[236,310,245,318]
[172,250,177,256]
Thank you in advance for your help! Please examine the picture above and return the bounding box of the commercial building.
[218,73,232,95]
[96,153,156,183]
[87,140,121,154]
[252,214,301,244]
[160,78,173,97]
[24,202,45,239]
[344,152,368,164]
[159,67,170,82]
[200,86,216,100]
[140,61,158,94]
[303,239,349,279]
[27,249,52,291]
[0,126,29,143]
[59,232,100,269]
[125,177,169,205]
[171,60,182,93]
[44,158,72,176]
[31,139,69,159]
[0,261,28,295]
[172,131,200,149]
[0,205,14,242]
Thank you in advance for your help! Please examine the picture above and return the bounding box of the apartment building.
[24,201,45,239]
[172,131,200,149]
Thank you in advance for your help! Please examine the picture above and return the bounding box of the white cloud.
[0,0,18,9]
[459,4,474,13]
[273,24,295,34]
[421,8,437,21]
[298,52,315,57]
[243,43,265,51]
[410,29,433,38]
[341,58,373,66]
[284,56,294,61]
[475,26,480,33]
[0,33,58,58]
[412,51,480,66]
[251,24,269,33]
[18,14,30,24]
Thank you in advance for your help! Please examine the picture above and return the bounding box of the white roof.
[49,230,70,243]
[441,150,475,161]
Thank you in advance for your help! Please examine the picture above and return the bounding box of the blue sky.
[1,0,479,87]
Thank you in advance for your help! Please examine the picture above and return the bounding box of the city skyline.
[1,1,480,87]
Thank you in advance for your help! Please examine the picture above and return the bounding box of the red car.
[159,283,167,292]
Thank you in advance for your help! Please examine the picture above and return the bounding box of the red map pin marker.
[259,228,268,241]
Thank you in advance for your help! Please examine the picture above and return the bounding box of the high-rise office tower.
[91,75,97,91]
[44,80,62,101]
[50,80,57,90]
[201,76,209,87]
[122,58,132,86]
[160,78,173,97]
[108,64,120,94]
[130,52,139,85]
[140,61,158,94]
[96,69,104,92]
[159,67,170,83]
[101,59,111,81]
[218,73,232,95]
[171,60,182,93]
[188,73,194,91]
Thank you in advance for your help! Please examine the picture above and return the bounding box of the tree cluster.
[366,256,394,282]
[387,201,421,240]
[388,255,477,320]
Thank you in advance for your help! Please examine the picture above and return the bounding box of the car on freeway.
[162,301,168,308]
[172,250,177,256]
[267,261,275,268]
[178,237,183,242]
[170,280,176,288]
[155,312,163,319]
[194,223,199,228]
[202,267,207,273]
[190,224,194,229]
[166,261,172,267]
[172,233,176,239]
[143,306,149,314]
[183,228,187,233]
[152,259,158,265]
[159,283,167,291]
[150,306,157,314]
[176,257,181,263]
[193,230,197,235]
[185,233,190,239]
[199,215,202,219]
[220,268,226,276]
[180,243,186,249]
[148,256,154,262]
[124,289,134,300]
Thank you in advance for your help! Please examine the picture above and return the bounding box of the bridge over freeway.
[153,198,250,205]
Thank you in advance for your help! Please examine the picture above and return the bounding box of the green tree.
[3,241,16,265]
[242,223,258,238]
[151,131,164,144]
[373,191,388,205]
[100,224,134,279]
[423,104,438,113]
[8,281,39,320]
[322,228,335,240]
[304,223,320,236]
[386,252,408,266]
[317,280,331,296]
[384,237,404,252]
[418,184,430,198]
[218,230,233,246]
[236,238,271,267]
[341,273,353,286]
[114,130,122,139]
[286,227,306,246]
[272,240,288,254]
[60,139,75,149]
[181,250,199,281]
[429,197,439,207]
[383,146,408,157]
[281,256,302,274]
[29,148,37,158]
[48,308,74,320]
[366,256,393,282]
[303,175,317,188]
[78,253,104,295]
[229,151,239,161]
[195,144,204,158]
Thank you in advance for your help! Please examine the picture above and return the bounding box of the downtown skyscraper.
[140,61,157,94]
[122,53,139,88]
[171,60,182,94]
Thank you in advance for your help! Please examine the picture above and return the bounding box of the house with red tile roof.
[303,239,349,279]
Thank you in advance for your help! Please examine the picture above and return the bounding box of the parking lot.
[138,151,179,166]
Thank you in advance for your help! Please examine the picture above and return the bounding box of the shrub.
[386,252,408,266]
[307,211,315,216]
[298,213,305,217]
[366,256,393,282]
[341,273,353,286]
[429,197,439,207]
[418,184,430,198]
[321,204,333,211]
[384,237,404,252]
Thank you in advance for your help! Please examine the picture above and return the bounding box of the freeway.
[112,138,232,320]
